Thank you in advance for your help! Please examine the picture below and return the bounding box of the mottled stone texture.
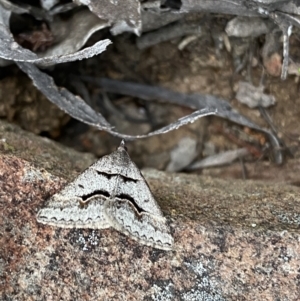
[0,120,300,300]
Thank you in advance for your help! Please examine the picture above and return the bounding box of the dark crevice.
[162,0,182,10]
[81,190,110,201]
[116,193,145,214]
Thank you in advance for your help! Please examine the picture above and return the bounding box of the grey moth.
[37,140,173,250]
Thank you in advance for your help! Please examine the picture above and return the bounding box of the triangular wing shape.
[37,140,173,250]
[106,198,173,250]
[37,197,110,229]
[36,165,116,228]
[92,141,163,216]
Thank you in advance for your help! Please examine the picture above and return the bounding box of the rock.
[0,76,68,136]
[0,120,95,180]
[0,120,300,300]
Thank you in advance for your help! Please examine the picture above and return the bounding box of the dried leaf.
[17,61,216,140]
[40,10,110,59]
[0,0,50,21]
[141,8,183,32]
[86,77,283,163]
[180,0,259,17]
[0,6,38,62]
[136,108,215,139]
[75,0,142,35]
[180,0,299,17]
[16,62,113,130]
[49,2,78,15]
[187,148,250,170]
[36,39,111,66]
[0,4,111,66]
[137,21,202,50]
[0,0,29,14]
[40,0,59,10]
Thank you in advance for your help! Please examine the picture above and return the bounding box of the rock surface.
[0,120,300,300]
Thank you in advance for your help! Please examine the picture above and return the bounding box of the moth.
[37,140,173,250]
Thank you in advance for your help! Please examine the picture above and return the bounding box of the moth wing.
[36,160,118,228]
[106,199,173,250]
[37,196,110,229]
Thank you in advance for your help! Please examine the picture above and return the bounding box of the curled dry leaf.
[0,5,38,62]
[16,62,113,130]
[75,0,142,35]
[41,9,110,59]
[0,4,111,66]
[86,78,283,164]
[17,61,216,140]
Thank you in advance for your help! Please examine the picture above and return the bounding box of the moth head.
[118,140,128,151]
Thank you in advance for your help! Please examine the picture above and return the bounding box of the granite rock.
[0,120,300,300]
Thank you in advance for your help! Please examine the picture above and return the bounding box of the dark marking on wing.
[116,193,145,214]
[81,190,110,201]
[96,170,138,183]
[96,171,117,179]
[121,176,138,184]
